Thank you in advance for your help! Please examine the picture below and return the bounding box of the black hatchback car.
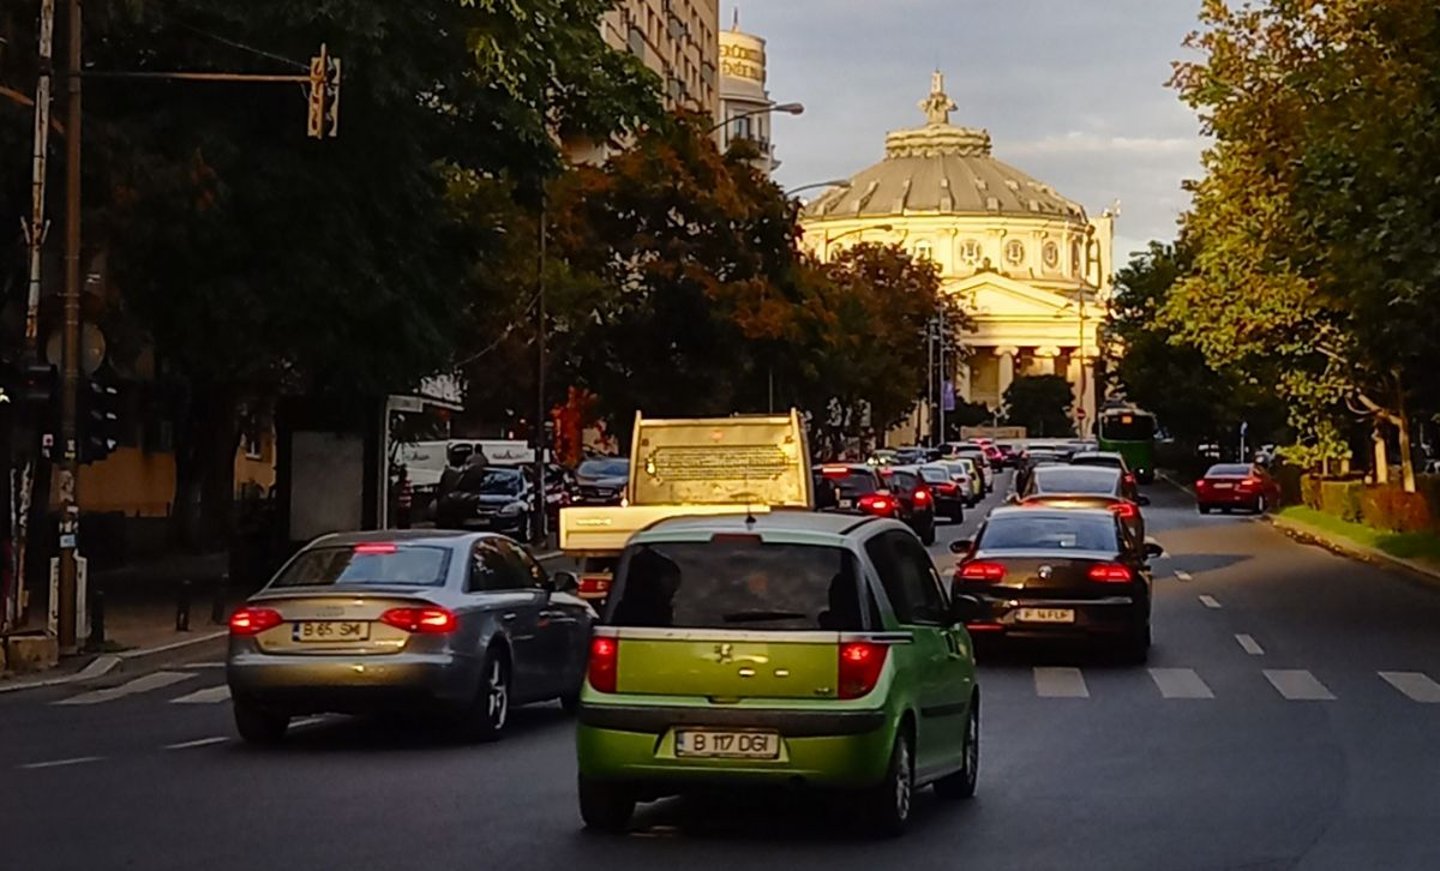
[951,506,1163,662]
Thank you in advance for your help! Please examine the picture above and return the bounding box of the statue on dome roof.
[919,70,957,126]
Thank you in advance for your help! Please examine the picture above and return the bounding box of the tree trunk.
[1397,395,1417,495]
[1373,424,1389,485]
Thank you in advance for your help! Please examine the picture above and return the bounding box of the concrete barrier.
[3,635,59,674]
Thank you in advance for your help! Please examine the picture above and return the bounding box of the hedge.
[1299,474,1440,534]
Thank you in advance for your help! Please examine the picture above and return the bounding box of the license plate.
[675,730,780,759]
[1212,482,1234,490]
[838,499,854,509]
[1016,608,1075,624]
[293,621,370,642]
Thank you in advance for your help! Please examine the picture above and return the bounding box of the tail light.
[229,607,283,636]
[1123,473,1137,487]
[838,641,889,699]
[936,482,957,494]
[379,606,458,634]
[913,488,932,505]
[1087,563,1134,583]
[1195,479,1208,490]
[588,636,619,693]
[1238,477,1261,491]
[958,561,1007,582]
[1109,501,1139,519]
[354,542,398,555]
[578,574,612,597]
[858,493,894,515]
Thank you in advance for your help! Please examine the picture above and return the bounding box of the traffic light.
[79,377,121,464]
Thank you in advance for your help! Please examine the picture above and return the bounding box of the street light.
[822,223,895,260]
[785,179,850,199]
[706,101,804,135]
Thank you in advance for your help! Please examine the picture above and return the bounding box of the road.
[5,477,1440,870]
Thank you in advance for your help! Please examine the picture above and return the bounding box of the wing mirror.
[550,570,581,596]
[1136,495,1152,507]
[949,539,974,555]
[949,592,986,625]
[1143,541,1165,560]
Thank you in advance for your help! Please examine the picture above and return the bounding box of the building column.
[995,346,1019,402]
[956,361,973,404]
[1035,346,1061,377]
[1078,347,1097,437]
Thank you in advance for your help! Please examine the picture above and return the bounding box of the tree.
[1003,376,1075,438]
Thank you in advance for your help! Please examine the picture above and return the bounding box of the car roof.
[814,462,872,473]
[1071,451,1125,462]
[311,529,489,548]
[635,510,903,545]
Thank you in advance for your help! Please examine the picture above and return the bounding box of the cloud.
[1007,133,1200,158]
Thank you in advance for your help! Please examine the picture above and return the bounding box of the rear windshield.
[1031,468,1120,495]
[815,470,878,499]
[1101,414,1157,441]
[1207,464,1252,477]
[980,515,1119,552]
[457,470,523,495]
[918,466,951,484]
[272,545,452,588]
[887,470,920,491]
[1071,454,1124,469]
[578,458,628,477]
[609,541,864,631]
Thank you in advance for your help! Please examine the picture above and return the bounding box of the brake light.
[1087,563,1133,583]
[588,636,619,693]
[859,493,894,515]
[1109,501,1139,519]
[1123,473,1137,486]
[228,607,283,636]
[913,488,931,505]
[1238,477,1261,491]
[959,561,1007,582]
[837,641,888,699]
[353,543,398,555]
[937,482,957,494]
[379,606,458,634]
[821,465,850,477]
[578,574,612,596]
[1195,479,1208,490]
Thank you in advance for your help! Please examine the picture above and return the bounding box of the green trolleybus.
[1097,407,1157,484]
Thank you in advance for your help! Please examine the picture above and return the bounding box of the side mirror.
[551,570,580,596]
[950,592,986,625]
[1143,541,1165,560]
[1136,495,1151,507]
[949,539,973,555]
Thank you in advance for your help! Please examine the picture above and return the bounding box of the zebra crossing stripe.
[1378,671,1440,703]
[1263,669,1335,701]
[55,671,195,706]
[170,685,231,705]
[1033,667,1089,698]
[1148,668,1215,699]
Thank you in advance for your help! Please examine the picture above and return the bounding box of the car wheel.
[578,776,636,834]
[1121,622,1152,665]
[1255,495,1268,515]
[458,648,510,742]
[920,521,936,547]
[864,732,915,837]
[233,698,289,745]
[559,686,582,715]
[1198,504,1211,515]
[934,694,979,801]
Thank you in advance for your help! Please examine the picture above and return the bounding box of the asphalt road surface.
[5,476,1440,870]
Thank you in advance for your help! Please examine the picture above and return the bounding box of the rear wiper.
[721,610,807,624]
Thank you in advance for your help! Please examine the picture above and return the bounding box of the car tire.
[933,694,979,801]
[578,776,636,834]
[1255,496,1268,515]
[457,648,511,742]
[919,521,936,547]
[1198,504,1211,515]
[1121,622,1152,665]
[559,687,582,715]
[233,698,289,745]
[864,732,915,838]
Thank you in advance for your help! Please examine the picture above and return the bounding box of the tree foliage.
[1003,375,1075,439]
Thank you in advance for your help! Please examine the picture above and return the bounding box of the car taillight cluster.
[1238,477,1261,491]
[913,488,931,505]
[588,636,619,693]
[578,574,612,597]
[228,607,283,636]
[837,641,889,699]
[1109,501,1139,519]
[958,561,1007,582]
[1087,563,1133,583]
[379,606,458,634]
[858,493,895,515]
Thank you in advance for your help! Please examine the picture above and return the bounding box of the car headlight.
[499,501,525,516]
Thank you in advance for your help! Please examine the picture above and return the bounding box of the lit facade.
[800,72,1115,437]
[600,0,720,117]
[718,24,779,171]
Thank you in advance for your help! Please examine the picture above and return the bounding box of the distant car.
[893,446,938,465]
[575,512,982,836]
[950,446,995,492]
[435,466,537,539]
[1013,449,1067,494]
[574,457,628,505]
[1018,465,1147,545]
[226,531,592,744]
[1069,451,1140,501]
[1195,463,1280,514]
[951,507,1162,662]
[940,457,984,505]
[813,464,887,514]
[878,465,938,545]
[918,463,966,522]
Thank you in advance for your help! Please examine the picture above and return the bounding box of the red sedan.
[1195,463,1280,514]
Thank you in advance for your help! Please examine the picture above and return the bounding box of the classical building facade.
[718,21,779,171]
[800,72,1114,436]
[600,0,720,117]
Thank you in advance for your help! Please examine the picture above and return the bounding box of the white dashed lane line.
[1148,668,1215,699]
[1235,634,1265,656]
[1033,667,1090,698]
[19,756,103,770]
[1264,669,1336,701]
[1379,671,1440,703]
[55,671,195,706]
[1198,595,1222,609]
[171,685,231,705]
[165,736,231,751]
[1174,570,1193,582]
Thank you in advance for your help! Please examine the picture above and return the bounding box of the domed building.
[801,72,1114,436]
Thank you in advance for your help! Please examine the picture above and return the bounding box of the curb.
[1267,513,1440,592]
[0,629,228,694]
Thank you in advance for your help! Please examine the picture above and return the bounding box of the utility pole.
[937,315,947,445]
[56,0,82,652]
[533,193,548,545]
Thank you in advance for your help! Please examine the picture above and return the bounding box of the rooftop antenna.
[732,8,740,30]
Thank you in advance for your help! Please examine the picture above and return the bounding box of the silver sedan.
[226,530,592,744]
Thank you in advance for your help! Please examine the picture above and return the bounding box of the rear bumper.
[576,703,894,789]
[227,650,477,713]
[967,594,1147,639]
[1198,490,1262,507]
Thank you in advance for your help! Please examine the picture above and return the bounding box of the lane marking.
[19,756,102,770]
[1148,668,1215,699]
[170,685,231,705]
[1379,671,1440,703]
[1198,595,1222,609]
[1033,667,1089,698]
[1174,570,1193,583]
[55,671,196,706]
[165,736,230,750]
[184,662,227,669]
[1264,669,1336,701]
[290,716,327,729]
[1235,634,1265,656]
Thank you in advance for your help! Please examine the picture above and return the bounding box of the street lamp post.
[706,101,804,137]
[822,223,895,260]
[784,180,850,199]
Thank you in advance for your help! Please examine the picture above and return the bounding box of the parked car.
[574,457,629,505]
[1195,463,1281,514]
[436,466,537,539]
[575,512,982,836]
[952,506,1162,662]
[226,531,592,744]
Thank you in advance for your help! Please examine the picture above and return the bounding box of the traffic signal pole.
[55,0,83,652]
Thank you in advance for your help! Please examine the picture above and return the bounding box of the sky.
[721,0,1207,263]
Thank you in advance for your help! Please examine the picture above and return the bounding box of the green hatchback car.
[575,512,982,836]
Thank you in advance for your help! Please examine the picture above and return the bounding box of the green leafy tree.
[1003,375,1075,439]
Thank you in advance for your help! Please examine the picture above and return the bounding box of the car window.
[456,468,524,495]
[608,541,864,630]
[492,538,545,590]
[815,469,879,499]
[1030,467,1121,495]
[918,466,950,484]
[578,458,628,477]
[888,470,919,491]
[980,514,1122,552]
[469,538,520,592]
[1072,455,1125,470]
[1207,464,1252,477]
[274,545,451,588]
[865,531,946,624]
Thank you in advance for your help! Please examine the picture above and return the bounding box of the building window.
[1005,239,1026,266]
[1042,241,1060,270]
[1071,240,1084,277]
[960,239,982,263]
[914,240,933,261]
